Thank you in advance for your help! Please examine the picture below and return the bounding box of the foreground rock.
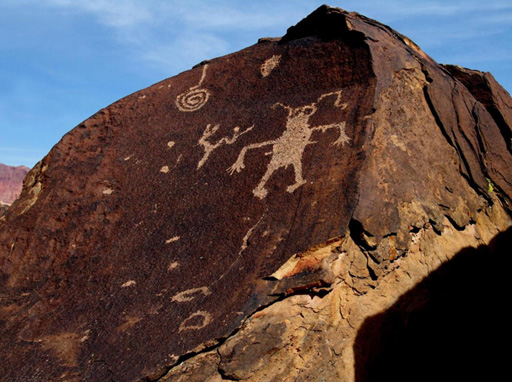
[1,5,511,381]
[0,163,29,206]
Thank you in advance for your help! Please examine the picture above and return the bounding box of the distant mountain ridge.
[0,163,29,205]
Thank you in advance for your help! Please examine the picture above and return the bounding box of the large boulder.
[1,5,511,381]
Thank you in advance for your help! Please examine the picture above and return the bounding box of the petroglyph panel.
[227,90,350,198]
[176,64,211,112]
[171,287,211,303]
[179,311,212,332]
[198,124,254,169]
[261,55,281,77]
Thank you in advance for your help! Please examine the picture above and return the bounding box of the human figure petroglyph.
[227,90,350,199]
[176,64,210,112]
[197,124,254,169]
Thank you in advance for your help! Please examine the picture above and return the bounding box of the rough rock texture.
[1,5,511,382]
[0,163,29,205]
[443,64,512,158]
[0,203,9,217]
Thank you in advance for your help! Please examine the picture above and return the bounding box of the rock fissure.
[443,64,512,156]
[148,340,226,382]
[471,105,489,156]
[421,81,456,149]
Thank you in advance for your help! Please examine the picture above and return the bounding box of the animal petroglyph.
[227,90,350,198]
[261,55,281,77]
[171,287,211,303]
[179,311,212,332]
[176,64,210,112]
[197,124,254,169]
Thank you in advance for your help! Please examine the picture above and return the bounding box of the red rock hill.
[0,163,29,205]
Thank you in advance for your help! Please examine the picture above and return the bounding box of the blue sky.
[1,0,511,167]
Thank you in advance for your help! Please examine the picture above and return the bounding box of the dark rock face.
[0,163,29,206]
[0,5,511,382]
[443,64,512,158]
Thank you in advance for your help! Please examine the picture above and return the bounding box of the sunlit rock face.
[1,5,511,382]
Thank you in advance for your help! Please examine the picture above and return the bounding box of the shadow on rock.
[354,226,512,382]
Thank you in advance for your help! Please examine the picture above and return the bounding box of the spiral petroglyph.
[176,64,211,112]
[176,88,210,112]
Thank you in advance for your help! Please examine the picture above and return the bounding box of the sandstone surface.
[1,5,511,381]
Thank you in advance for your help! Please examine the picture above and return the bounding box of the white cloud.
[440,50,512,65]
[30,0,304,74]
[44,0,153,28]
[348,0,512,25]
[142,33,231,70]
[169,1,304,31]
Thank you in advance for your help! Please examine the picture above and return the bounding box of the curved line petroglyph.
[171,287,211,303]
[197,124,254,169]
[165,236,180,244]
[239,214,265,255]
[227,90,350,199]
[261,55,281,77]
[179,311,212,332]
[176,64,210,112]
